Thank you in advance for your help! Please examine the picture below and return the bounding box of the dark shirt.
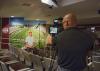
[53,27,94,71]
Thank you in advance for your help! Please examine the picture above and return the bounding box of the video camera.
[49,17,63,36]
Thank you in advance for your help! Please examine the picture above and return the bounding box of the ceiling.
[0,0,100,24]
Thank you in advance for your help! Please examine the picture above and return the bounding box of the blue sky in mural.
[24,20,47,27]
[10,17,24,26]
[25,20,47,24]
[10,17,46,26]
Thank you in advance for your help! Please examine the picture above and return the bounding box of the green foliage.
[10,27,47,48]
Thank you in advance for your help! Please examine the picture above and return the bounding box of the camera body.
[49,18,63,37]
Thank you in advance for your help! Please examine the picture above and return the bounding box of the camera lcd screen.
[50,27,57,34]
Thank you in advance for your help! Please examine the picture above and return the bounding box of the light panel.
[41,0,58,7]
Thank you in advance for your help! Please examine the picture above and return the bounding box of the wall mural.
[9,17,49,49]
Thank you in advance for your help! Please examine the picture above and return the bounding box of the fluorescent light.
[41,0,49,4]
[61,0,85,6]
[41,0,57,7]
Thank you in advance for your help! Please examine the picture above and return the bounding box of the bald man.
[53,13,94,71]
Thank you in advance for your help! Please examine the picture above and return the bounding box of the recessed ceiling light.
[11,16,15,17]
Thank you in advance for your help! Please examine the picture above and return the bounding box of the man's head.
[62,13,77,29]
[29,32,32,36]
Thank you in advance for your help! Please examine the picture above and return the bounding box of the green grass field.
[10,26,47,48]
